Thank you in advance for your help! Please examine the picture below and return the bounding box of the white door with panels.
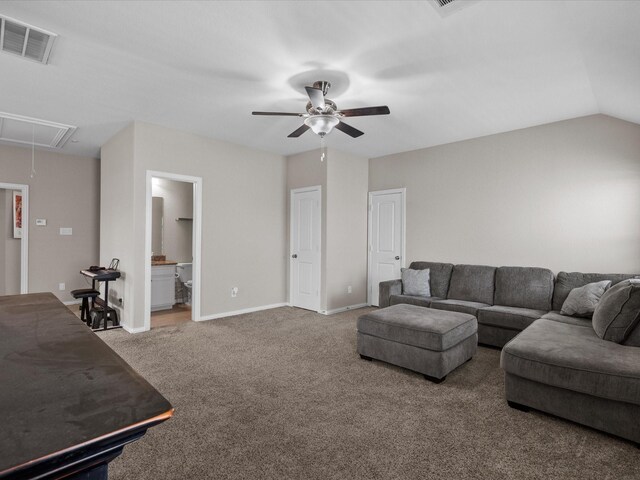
[368,189,405,306]
[290,186,321,311]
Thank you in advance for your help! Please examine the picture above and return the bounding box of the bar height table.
[80,268,121,330]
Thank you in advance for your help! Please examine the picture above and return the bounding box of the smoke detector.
[0,15,57,64]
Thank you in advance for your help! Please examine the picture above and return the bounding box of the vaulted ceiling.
[0,0,639,159]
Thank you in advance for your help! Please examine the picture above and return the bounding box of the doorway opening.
[0,182,28,295]
[145,171,202,330]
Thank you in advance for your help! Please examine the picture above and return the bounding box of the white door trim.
[144,170,203,331]
[367,188,406,305]
[289,185,322,312]
[0,182,29,293]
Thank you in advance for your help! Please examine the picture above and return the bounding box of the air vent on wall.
[0,112,76,149]
[428,0,480,18]
[0,15,57,64]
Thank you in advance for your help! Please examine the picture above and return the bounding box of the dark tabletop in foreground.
[0,292,173,477]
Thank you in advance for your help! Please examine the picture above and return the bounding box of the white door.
[290,186,321,311]
[368,189,405,306]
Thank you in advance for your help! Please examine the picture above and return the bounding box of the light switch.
[36,219,47,226]
[59,227,72,236]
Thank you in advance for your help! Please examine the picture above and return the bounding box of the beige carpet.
[98,307,639,480]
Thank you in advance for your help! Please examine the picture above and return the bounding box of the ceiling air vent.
[0,15,57,64]
[0,112,76,149]
[428,0,480,18]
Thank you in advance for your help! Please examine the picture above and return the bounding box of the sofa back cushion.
[552,272,637,311]
[592,279,640,345]
[494,266,554,311]
[447,264,496,305]
[409,262,454,299]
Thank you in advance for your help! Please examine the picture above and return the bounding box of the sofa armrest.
[379,279,402,308]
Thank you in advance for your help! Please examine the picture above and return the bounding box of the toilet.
[176,263,192,305]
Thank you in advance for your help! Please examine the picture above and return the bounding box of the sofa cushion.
[541,311,591,327]
[401,268,430,297]
[408,262,454,299]
[560,280,611,318]
[389,294,440,308]
[494,266,554,311]
[552,271,637,311]
[592,279,640,344]
[430,299,490,316]
[501,319,640,406]
[478,305,547,331]
[357,304,477,351]
[447,264,496,305]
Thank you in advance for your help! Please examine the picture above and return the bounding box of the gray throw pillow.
[401,268,431,297]
[560,280,611,317]
[592,279,640,344]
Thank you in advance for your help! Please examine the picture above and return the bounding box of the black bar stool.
[70,289,100,327]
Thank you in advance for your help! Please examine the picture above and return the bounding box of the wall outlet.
[59,227,72,236]
[58,283,65,291]
[231,287,238,298]
[347,285,352,294]
[35,219,47,226]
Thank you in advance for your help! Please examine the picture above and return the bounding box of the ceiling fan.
[252,81,390,138]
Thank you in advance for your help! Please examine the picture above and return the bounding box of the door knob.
[395,256,400,260]
[292,254,298,259]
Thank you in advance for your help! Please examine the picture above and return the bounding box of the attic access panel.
[0,112,76,148]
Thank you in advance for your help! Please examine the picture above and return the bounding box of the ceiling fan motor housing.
[306,99,337,115]
[312,80,331,96]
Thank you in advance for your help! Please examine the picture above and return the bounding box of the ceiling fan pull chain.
[320,136,326,162]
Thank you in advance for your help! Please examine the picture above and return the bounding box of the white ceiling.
[0,0,639,159]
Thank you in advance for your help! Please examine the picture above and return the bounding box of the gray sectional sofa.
[379,262,640,444]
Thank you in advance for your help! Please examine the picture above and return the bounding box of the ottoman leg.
[359,354,373,361]
[507,400,531,412]
[424,374,446,384]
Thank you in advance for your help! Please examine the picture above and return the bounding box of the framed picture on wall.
[13,191,22,239]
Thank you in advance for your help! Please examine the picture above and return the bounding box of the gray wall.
[326,149,368,311]
[101,122,288,331]
[0,144,100,301]
[151,178,193,263]
[369,114,640,274]
[286,148,368,312]
[286,149,328,309]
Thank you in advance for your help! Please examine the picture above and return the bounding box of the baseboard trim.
[122,324,148,334]
[320,303,369,315]
[63,300,81,306]
[198,303,289,322]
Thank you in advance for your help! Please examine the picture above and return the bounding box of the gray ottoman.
[357,304,478,383]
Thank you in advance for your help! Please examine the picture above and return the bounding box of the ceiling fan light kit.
[304,115,339,137]
[252,80,390,139]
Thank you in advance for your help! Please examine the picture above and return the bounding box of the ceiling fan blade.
[335,121,364,138]
[252,111,305,116]
[287,124,311,138]
[305,86,326,110]
[338,106,390,117]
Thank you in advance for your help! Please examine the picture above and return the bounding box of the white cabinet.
[151,265,176,311]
